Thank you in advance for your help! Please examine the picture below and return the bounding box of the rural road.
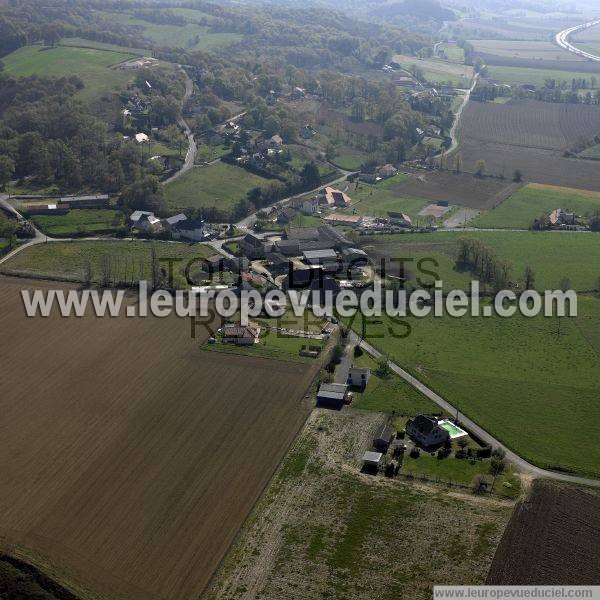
[439,70,480,160]
[555,19,600,61]
[348,331,600,489]
[162,68,198,185]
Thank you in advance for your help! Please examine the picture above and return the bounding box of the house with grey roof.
[317,382,349,409]
[406,415,450,448]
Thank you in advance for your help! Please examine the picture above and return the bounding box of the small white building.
[347,366,371,390]
[135,132,149,144]
[362,451,383,472]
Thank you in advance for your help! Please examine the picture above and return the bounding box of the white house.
[171,218,207,242]
[347,366,371,390]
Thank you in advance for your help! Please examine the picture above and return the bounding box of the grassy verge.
[0,240,213,287]
[30,209,126,237]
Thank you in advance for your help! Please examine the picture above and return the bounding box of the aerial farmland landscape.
[0,0,599,599]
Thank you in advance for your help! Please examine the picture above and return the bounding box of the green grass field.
[486,65,600,88]
[2,45,135,100]
[163,162,269,214]
[437,43,465,63]
[350,295,600,479]
[343,174,431,220]
[96,10,242,50]
[577,143,600,159]
[574,43,600,57]
[30,209,126,237]
[60,37,148,55]
[473,183,600,229]
[351,353,439,415]
[367,230,600,292]
[331,147,372,171]
[205,332,324,364]
[0,240,213,287]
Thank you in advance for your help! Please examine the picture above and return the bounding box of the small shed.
[373,424,394,453]
[317,382,349,409]
[362,451,383,473]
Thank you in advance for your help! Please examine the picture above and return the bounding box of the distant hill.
[378,0,456,22]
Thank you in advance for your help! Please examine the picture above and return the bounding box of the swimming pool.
[438,419,468,439]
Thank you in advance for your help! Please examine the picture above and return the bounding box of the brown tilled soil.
[0,277,318,600]
[487,479,600,585]
[392,170,520,210]
[454,99,600,190]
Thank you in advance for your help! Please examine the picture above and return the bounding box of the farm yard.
[473,183,600,229]
[0,240,215,288]
[0,276,318,600]
[207,409,514,600]
[348,295,600,479]
[453,99,600,190]
[487,480,600,585]
[1,45,136,101]
[163,162,270,215]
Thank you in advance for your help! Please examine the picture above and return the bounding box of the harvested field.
[391,170,520,210]
[208,409,515,600]
[487,480,600,585]
[469,40,585,62]
[0,277,317,600]
[454,99,600,190]
[479,54,600,73]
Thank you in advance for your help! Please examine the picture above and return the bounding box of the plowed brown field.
[0,277,317,599]
[454,99,600,190]
[487,480,600,585]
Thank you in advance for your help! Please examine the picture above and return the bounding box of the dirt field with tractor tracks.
[0,276,318,600]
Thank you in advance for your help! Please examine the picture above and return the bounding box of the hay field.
[1,45,135,101]
[0,277,317,599]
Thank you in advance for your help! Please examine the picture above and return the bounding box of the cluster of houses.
[239,224,369,288]
[362,415,466,474]
[548,208,582,230]
[129,211,210,241]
